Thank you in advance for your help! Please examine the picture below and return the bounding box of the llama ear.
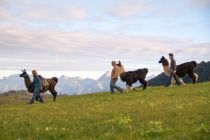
[23,69,26,72]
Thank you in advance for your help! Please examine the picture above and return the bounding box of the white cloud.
[0,1,88,23]
[64,6,87,20]
[184,43,210,54]
[106,0,149,18]
[0,9,21,24]
[0,0,209,74]
[22,5,88,21]
[0,24,209,71]
[189,0,210,7]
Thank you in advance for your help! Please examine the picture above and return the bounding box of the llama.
[159,56,198,84]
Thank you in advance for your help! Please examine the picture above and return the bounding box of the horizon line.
[0,70,157,80]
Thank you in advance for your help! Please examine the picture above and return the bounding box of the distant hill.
[149,61,210,86]
[0,90,30,104]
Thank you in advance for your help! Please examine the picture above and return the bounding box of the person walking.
[28,70,44,104]
[167,53,182,87]
[110,61,124,94]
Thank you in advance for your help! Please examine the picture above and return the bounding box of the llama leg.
[49,88,57,101]
[194,73,198,82]
[127,86,132,90]
[171,78,176,85]
[140,79,148,90]
[188,73,196,84]
[126,83,133,91]
[178,78,185,85]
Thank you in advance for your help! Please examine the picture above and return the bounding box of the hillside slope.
[0,83,210,140]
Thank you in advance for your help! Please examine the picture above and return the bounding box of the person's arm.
[171,60,176,72]
[111,68,118,79]
[111,69,114,79]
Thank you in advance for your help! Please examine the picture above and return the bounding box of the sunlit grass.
[0,82,210,140]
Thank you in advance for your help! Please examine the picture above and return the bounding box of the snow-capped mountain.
[0,75,25,92]
[56,75,97,95]
[0,71,153,95]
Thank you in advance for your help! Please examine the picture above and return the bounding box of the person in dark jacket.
[167,53,182,87]
[28,70,44,104]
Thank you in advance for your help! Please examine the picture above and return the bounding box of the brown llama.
[20,69,58,101]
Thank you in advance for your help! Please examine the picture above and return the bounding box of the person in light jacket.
[110,61,124,94]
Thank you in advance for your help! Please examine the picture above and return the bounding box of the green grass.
[0,82,210,140]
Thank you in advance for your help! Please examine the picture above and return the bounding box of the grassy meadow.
[0,82,210,140]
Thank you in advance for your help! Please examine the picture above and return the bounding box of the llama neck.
[163,65,171,76]
[24,76,32,92]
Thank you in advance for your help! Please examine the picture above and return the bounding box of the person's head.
[169,53,174,60]
[32,70,38,76]
[111,61,116,67]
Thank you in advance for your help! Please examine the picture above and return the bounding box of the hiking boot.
[35,96,40,101]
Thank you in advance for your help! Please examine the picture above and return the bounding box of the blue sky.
[0,0,210,79]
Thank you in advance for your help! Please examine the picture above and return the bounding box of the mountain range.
[0,71,155,95]
[0,61,209,95]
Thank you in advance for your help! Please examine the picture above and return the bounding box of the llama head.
[159,56,166,64]
[159,56,169,67]
[20,69,28,78]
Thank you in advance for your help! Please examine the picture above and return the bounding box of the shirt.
[33,75,42,87]
[111,66,120,79]
[170,59,176,71]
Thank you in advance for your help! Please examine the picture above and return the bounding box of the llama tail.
[52,77,58,83]
[191,61,197,68]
